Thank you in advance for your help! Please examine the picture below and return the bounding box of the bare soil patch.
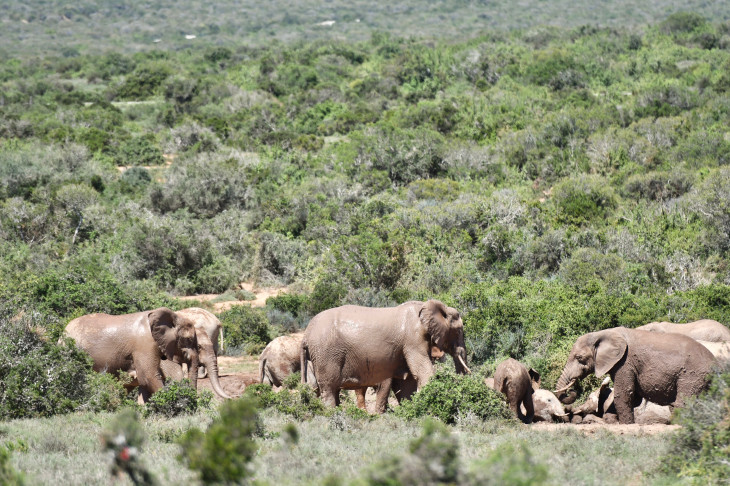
[179,282,289,313]
[199,355,260,398]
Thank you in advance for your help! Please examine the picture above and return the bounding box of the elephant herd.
[64,301,730,425]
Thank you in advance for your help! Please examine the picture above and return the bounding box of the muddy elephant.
[567,378,670,425]
[555,327,715,424]
[697,340,730,363]
[486,358,539,424]
[259,333,317,387]
[301,300,471,407]
[528,389,570,423]
[177,307,222,378]
[64,308,229,402]
[637,319,730,342]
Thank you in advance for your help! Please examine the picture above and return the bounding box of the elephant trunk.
[453,347,471,374]
[203,353,232,400]
[187,353,199,391]
[555,368,578,405]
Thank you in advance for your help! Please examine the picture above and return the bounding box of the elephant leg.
[522,391,535,425]
[355,388,367,411]
[612,371,637,424]
[373,379,393,414]
[404,353,434,389]
[320,385,340,407]
[510,395,525,423]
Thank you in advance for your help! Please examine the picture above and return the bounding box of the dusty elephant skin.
[556,327,715,424]
[529,389,570,423]
[491,358,536,424]
[177,307,221,378]
[301,300,470,408]
[697,340,730,363]
[64,308,229,401]
[259,333,317,388]
[636,319,730,342]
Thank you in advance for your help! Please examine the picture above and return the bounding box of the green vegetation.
[2,3,730,483]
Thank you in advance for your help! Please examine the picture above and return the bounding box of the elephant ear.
[149,308,183,361]
[529,368,541,390]
[420,300,449,350]
[593,331,627,377]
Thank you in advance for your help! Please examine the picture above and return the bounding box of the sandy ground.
[179,282,289,312]
[199,356,680,435]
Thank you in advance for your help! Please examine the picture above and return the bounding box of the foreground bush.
[178,397,260,484]
[661,363,730,482]
[394,366,511,424]
[0,448,23,486]
[144,379,213,418]
[0,313,94,419]
[243,383,327,420]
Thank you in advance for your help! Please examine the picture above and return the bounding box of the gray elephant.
[637,319,730,342]
[555,327,715,424]
[301,300,471,407]
[487,358,537,424]
[528,389,570,423]
[568,378,670,425]
[259,333,317,388]
[64,308,230,401]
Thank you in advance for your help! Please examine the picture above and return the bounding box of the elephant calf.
[487,358,540,424]
[259,333,317,388]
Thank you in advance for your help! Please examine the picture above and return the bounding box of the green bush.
[243,383,327,420]
[363,419,459,485]
[553,175,616,226]
[661,363,730,482]
[465,442,550,485]
[83,371,134,413]
[0,448,23,486]
[219,305,271,351]
[0,316,94,419]
[395,365,512,424]
[178,397,260,484]
[143,379,212,418]
[114,135,163,167]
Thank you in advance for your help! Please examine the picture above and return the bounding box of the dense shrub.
[114,135,163,167]
[395,366,512,424]
[243,383,327,420]
[0,448,23,486]
[178,397,261,484]
[143,379,213,418]
[553,175,617,226]
[661,363,730,482]
[218,306,271,352]
[0,315,93,419]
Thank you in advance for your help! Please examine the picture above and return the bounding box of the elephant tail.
[259,357,267,384]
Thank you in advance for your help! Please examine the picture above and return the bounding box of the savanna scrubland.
[2,1,730,483]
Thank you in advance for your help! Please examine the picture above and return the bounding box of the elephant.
[697,340,730,363]
[177,307,222,378]
[555,327,715,424]
[565,376,614,418]
[259,333,317,388]
[636,319,730,342]
[64,308,230,402]
[486,358,539,424]
[567,378,671,425]
[527,389,570,423]
[301,300,471,408]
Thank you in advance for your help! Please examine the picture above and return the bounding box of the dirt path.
[179,282,289,313]
[531,422,680,435]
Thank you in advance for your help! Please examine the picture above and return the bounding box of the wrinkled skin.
[64,308,202,402]
[489,358,537,424]
[302,300,470,408]
[177,307,221,378]
[637,319,730,342]
[556,327,715,424]
[259,333,317,388]
[566,377,614,418]
[568,378,671,425]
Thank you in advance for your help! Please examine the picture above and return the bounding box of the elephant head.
[420,300,471,374]
[192,327,231,399]
[149,308,200,390]
[555,329,627,404]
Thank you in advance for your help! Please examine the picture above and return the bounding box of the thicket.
[1,16,730,462]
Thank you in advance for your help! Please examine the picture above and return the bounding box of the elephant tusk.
[554,379,576,394]
[457,355,472,374]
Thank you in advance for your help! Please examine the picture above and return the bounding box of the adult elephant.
[259,333,317,388]
[177,307,222,378]
[64,307,230,401]
[555,327,715,424]
[636,319,730,342]
[301,300,471,407]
